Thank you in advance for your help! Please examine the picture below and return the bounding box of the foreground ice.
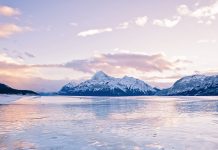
[0,95,23,104]
[0,96,218,150]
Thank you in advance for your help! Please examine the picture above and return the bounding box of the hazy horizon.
[0,0,218,92]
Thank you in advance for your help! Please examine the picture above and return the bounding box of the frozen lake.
[0,96,218,150]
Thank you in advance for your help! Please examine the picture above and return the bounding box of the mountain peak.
[91,71,111,80]
[122,75,135,80]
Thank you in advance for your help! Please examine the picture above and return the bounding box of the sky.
[0,0,218,92]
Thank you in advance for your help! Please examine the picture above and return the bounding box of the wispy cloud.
[78,27,112,37]
[153,16,181,28]
[25,52,35,58]
[135,16,148,27]
[0,5,20,17]
[116,22,129,29]
[177,1,218,24]
[78,15,150,37]
[0,24,32,38]
[196,39,217,44]
[0,24,22,38]
[69,22,78,26]
[0,51,57,77]
[1,48,35,61]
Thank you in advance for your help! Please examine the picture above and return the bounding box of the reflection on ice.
[68,98,147,119]
[0,96,218,150]
[176,100,218,113]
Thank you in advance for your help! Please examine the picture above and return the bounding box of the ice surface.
[0,95,23,104]
[0,96,218,150]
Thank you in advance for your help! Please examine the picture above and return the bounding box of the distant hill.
[0,83,38,95]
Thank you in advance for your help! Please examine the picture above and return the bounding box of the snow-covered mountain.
[59,73,218,96]
[59,71,157,96]
[156,75,218,96]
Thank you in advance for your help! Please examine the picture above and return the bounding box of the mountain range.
[1,71,217,96]
[59,71,218,96]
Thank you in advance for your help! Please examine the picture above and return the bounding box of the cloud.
[196,39,217,44]
[177,5,190,15]
[135,16,148,27]
[195,2,200,7]
[0,24,31,38]
[0,74,69,92]
[0,52,34,75]
[25,52,35,58]
[0,52,20,64]
[153,16,181,28]
[77,16,149,36]
[191,2,218,18]
[177,1,218,24]
[0,53,75,92]
[64,52,189,74]
[78,28,113,37]
[0,61,30,71]
[0,6,31,38]
[0,5,20,17]
[116,22,129,29]
[1,48,35,61]
[0,61,35,82]
[0,52,82,92]
[0,52,60,78]
[0,24,22,38]
[69,22,78,26]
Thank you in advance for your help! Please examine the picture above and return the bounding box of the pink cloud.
[0,74,69,92]
[0,24,31,38]
[64,52,189,74]
[0,5,20,17]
